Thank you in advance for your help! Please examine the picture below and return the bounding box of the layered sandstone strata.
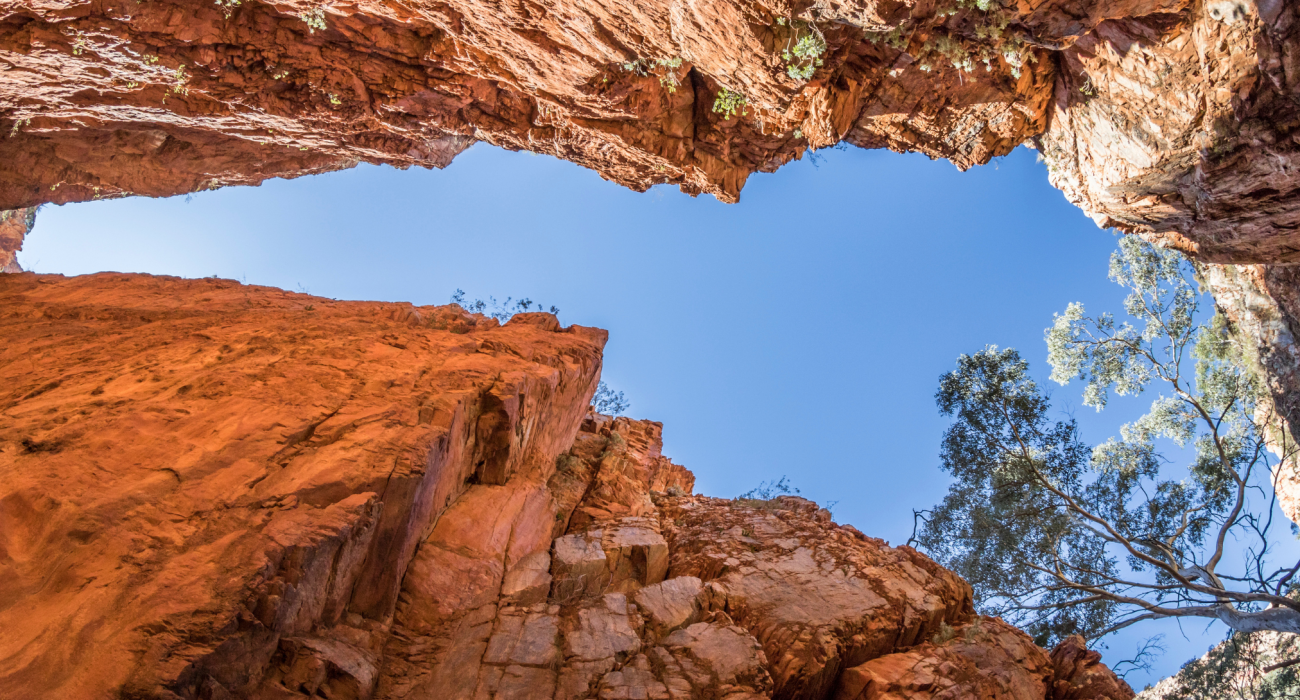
[0,272,1132,699]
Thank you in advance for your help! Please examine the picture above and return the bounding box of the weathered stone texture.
[0,272,606,698]
[8,0,1300,507]
[1038,1,1300,263]
[0,273,1134,700]
[0,0,1062,208]
[2,0,1294,257]
[0,206,33,272]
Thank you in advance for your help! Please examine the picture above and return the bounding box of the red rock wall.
[3,0,1294,257]
[0,206,33,272]
[6,0,1300,448]
[0,272,606,698]
[0,273,1131,699]
[0,0,1127,208]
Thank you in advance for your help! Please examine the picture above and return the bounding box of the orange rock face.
[0,0,1130,209]
[4,0,1300,482]
[1048,636,1136,700]
[0,272,605,697]
[0,272,1132,699]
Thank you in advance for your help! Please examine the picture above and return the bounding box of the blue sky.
[24,142,1250,687]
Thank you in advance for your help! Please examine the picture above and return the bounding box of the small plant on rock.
[736,476,800,511]
[713,88,748,120]
[300,7,327,33]
[449,288,559,322]
[781,22,826,81]
[864,25,910,51]
[620,56,686,93]
[738,475,799,501]
[171,64,190,95]
[654,57,684,92]
[215,0,241,18]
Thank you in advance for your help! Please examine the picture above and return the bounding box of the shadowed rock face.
[3,0,1187,210]
[2,0,1293,250]
[0,273,1131,699]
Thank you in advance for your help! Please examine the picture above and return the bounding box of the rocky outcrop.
[0,0,1292,252]
[0,271,606,698]
[1048,636,1136,700]
[4,0,1300,454]
[1038,1,1300,264]
[0,272,1132,699]
[0,206,33,272]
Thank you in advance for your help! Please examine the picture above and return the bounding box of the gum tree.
[915,237,1300,649]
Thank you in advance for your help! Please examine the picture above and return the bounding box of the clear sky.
[22,142,1246,688]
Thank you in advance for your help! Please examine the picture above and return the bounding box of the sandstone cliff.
[0,272,1132,699]
[3,0,1299,458]
[1,0,1293,252]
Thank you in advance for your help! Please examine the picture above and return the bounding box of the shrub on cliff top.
[736,475,800,510]
[915,237,1300,653]
[449,290,631,418]
[450,288,559,322]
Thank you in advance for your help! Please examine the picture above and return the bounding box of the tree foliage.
[593,380,629,416]
[1149,630,1300,700]
[916,236,1300,650]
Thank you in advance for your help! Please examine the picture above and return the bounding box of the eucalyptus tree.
[915,236,1300,649]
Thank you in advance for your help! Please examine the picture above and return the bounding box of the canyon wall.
[2,0,1293,241]
[3,0,1300,443]
[0,272,1133,699]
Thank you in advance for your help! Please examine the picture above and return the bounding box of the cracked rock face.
[0,272,606,698]
[0,272,1131,699]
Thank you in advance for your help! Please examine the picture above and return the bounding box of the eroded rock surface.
[0,272,606,698]
[1,0,1294,255]
[0,272,1132,699]
[5,0,1300,456]
[0,206,33,272]
[0,0,1062,208]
